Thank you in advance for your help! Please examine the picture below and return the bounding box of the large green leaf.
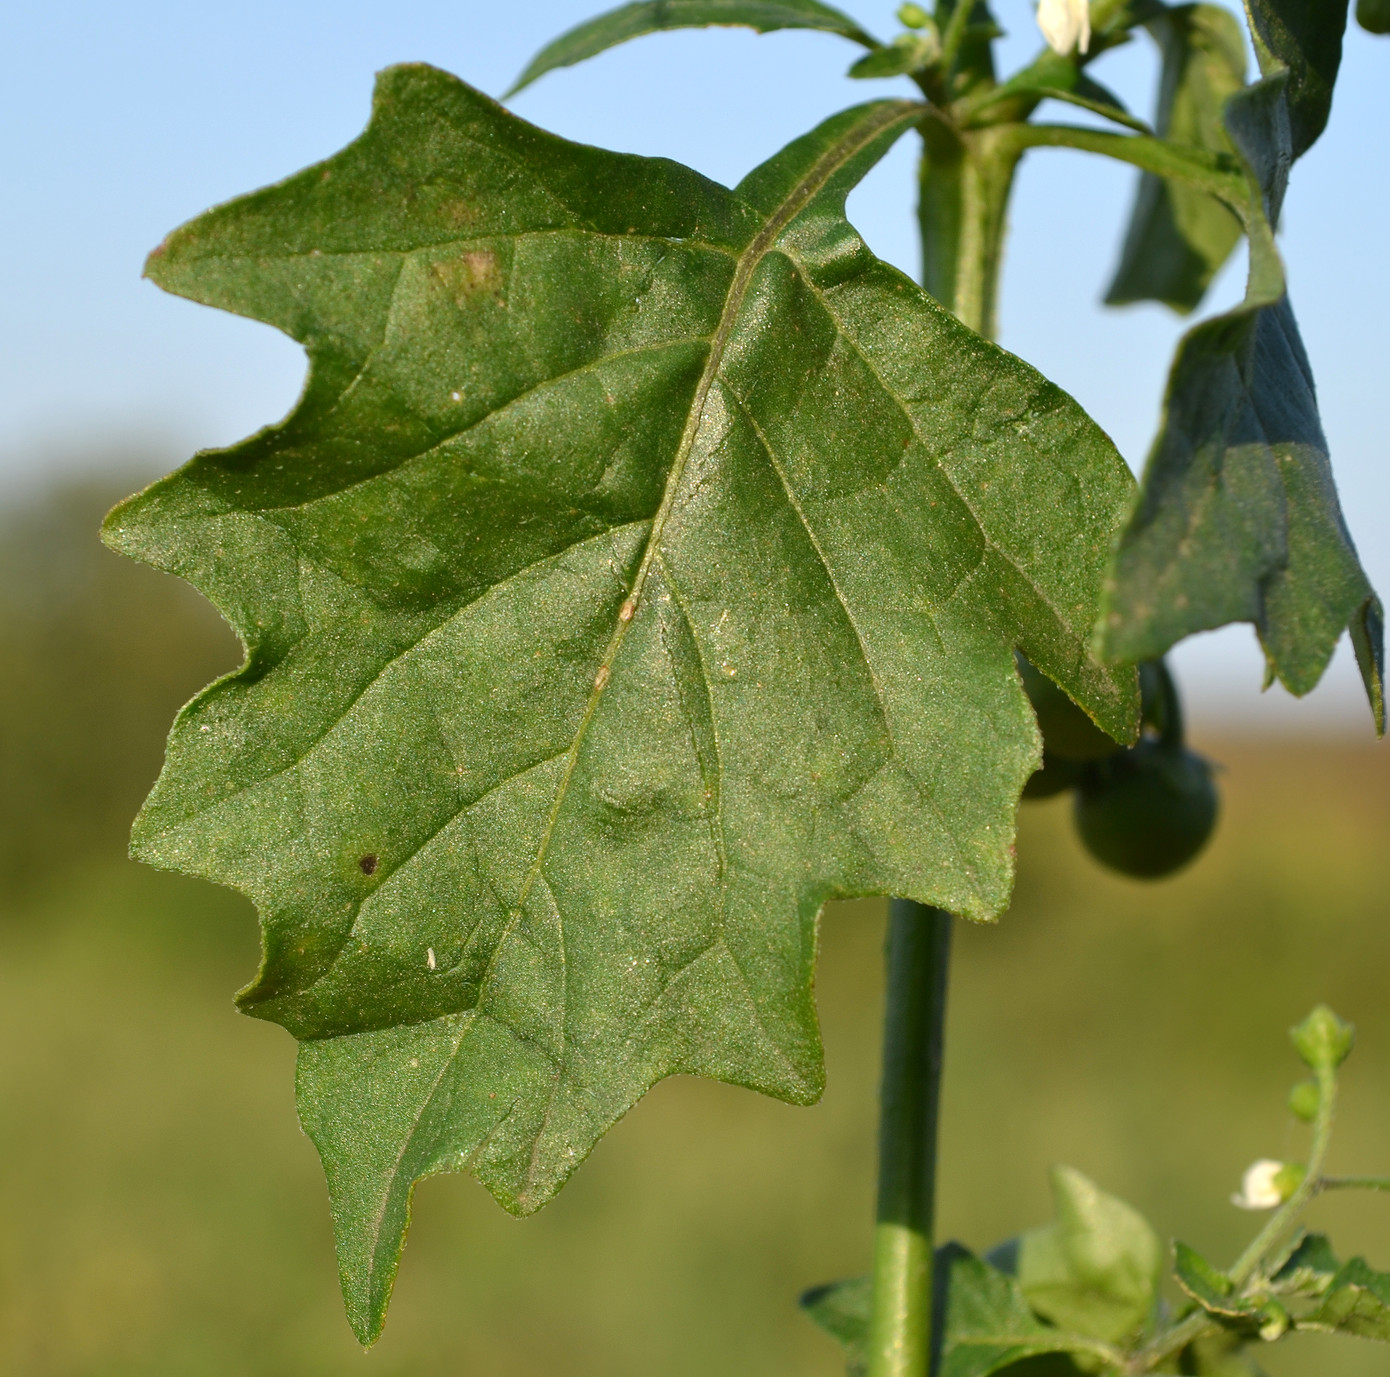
[1242,0,1351,158]
[106,67,1138,1342]
[1104,5,1247,314]
[506,0,878,96]
[1101,72,1384,731]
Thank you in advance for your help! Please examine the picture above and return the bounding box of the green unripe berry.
[1357,0,1390,34]
[1291,1005,1355,1071]
[1022,751,1084,799]
[1073,740,1217,878]
[897,2,932,28]
[1017,655,1123,760]
[1287,1079,1321,1122]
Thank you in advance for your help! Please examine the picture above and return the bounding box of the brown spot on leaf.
[359,854,378,876]
[434,248,503,305]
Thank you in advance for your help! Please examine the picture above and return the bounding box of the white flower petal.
[1037,0,1091,55]
[1231,1158,1285,1210]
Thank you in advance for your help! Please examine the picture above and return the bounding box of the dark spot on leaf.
[359,854,378,876]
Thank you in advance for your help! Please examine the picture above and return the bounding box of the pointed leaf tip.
[506,0,879,97]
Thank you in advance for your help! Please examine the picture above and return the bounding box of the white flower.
[1231,1159,1287,1210]
[1037,0,1091,54]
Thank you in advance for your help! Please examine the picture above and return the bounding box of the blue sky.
[3,1,1386,730]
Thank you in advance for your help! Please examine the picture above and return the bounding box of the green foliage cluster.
[806,1009,1390,1375]
[96,0,1389,1361]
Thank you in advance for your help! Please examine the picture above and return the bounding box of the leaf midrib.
[484,100,925,984]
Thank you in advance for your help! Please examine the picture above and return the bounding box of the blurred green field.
[2,480,1387,1376]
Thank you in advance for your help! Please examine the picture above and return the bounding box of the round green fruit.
[1358,0,1390,34]
[1016,655,1121,760]
[1022,751,1085,800]
[1073,740,1218,877]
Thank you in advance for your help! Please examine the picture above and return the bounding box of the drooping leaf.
[1104,4,1247,314]
[506,0,878,96]
[800,1274,872,1376]
[1015,1165,1164,1345]
[1101,72,1385,732]
[968,50,1153,133]
[107,68,1139,1342]
[939,1244,1107,1377]
[1242,0,1351,158]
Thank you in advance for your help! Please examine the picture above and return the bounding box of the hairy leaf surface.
[1102,71,1384,729]
[107,67,1138,1341]
[507,0,878,96]
[1105,4,1247,314]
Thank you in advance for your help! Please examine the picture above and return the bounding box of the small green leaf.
[1016,1165,1164,1345]
[1271,1231,1340,1297]
[1101,73,1385,732]
[1105,5,1247,314]
[848,33,939,78]
[800,1274,871,1376]
[939,1244,1099,1377]
[1302,1256,1390,1339]
[110,69,1140,1343]
[1173,1241,1264,1328]
[506,0,879,96]
[1243,0,1351,158]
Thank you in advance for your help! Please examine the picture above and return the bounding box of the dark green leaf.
[107,68,1139,1342]
[506,0,879,96]
[1105,5,1247,314]
[1101,73,1385,732]
[1302,1255,1390,1339]
[1270,1231,1340,1297]
[1242,0,1351,158]
[940,1244,1114,1377]
[800,1274,871,1376]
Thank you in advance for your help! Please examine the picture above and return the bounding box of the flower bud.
[1291,1005,1355,1071]
[897,3,931,28]
[1231,1159,1303,1210]
[1258,1297,1291,1341]
[1036,0,1091,55]
[1287,1079,1321,1123]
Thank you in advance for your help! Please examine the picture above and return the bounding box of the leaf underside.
[505,0,877,97]
[1105,3,1247,314]
[107,68,1138,1341]
[1102,60,1383,731]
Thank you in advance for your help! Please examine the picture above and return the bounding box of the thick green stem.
[867,901,953,1377]
[918,121,1020,340]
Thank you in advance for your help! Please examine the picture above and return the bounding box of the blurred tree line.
[0,472,238,897]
